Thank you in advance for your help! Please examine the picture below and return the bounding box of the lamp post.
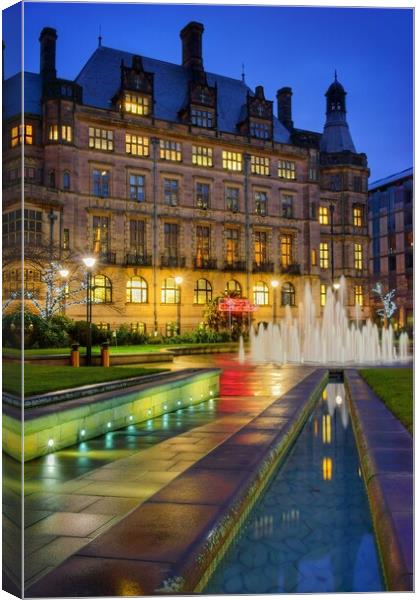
[175,276,183,335]
[271,280,279,324]
[58,268,69,314]
[82,257,96,366]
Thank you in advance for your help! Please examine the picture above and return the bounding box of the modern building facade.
[368,168,413,331]
[3,22,371,334]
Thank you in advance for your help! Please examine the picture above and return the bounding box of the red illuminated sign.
[218,298,258,313]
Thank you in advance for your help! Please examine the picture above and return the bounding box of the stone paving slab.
[345,369,413,592]
[26,367,326,597]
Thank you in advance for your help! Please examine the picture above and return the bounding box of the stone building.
[3,22,370,334]
[368,168,413,331]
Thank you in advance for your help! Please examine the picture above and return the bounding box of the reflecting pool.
[205,383,384,594]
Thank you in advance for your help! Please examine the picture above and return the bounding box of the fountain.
[238,335,245,363]
[243,276,410,365]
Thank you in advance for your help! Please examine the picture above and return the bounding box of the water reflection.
[205,383,383,594]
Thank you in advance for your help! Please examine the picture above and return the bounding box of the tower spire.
[98,25,102,48]
[241,62,245,83]
[334,69,337,82]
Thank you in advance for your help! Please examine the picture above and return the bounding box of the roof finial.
[98,25,102,47]
[334,69,337,82]
[241,62,245,83]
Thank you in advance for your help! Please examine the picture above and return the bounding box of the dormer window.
[124,93,150,116]
[250,122,270,139]
[191,108,214,128]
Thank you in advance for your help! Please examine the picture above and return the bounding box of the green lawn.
[3,362,168,397]
[3,341,236,357]
[358,368,413,434]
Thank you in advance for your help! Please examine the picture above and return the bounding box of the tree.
[202,290,246,339]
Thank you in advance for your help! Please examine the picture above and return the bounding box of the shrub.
[68,321,109,346]
[2,310,72,348]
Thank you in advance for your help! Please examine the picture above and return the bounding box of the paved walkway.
[2,356,314,589]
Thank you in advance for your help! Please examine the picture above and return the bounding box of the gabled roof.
[75,46,290,142]
[3,72,42,120]
[369,167,413,191]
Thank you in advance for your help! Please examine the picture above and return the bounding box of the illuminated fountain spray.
[246,276,410,365]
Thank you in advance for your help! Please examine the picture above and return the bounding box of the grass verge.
[3,362,168,397]
[358,368,413,434]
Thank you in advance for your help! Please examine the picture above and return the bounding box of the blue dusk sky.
[2,2,413,182]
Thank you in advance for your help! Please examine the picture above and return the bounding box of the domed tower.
[318,73,370,322]
[320,73,355,153]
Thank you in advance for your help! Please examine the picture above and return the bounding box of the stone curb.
[344,369,413,592]
[26,369,328,597]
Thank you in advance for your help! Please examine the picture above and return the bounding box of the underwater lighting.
[80,429,86,437]
[164,404,168,410]
[47,439,54,447]
[336,395,343,405]
[107,422,112,428]
[129,415,133,421]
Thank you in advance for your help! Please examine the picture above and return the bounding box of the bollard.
[70,343,80,368]
[101,341,110,367]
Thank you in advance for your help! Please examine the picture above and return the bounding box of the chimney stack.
[277,87,293,131]
[180,21,204,70]
[39,27,57,82]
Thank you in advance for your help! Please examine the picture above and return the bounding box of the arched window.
[161,277,180,304]
[49,170,56,188]
[63,171,71,190]
[92,274,112,303]
[126,276,148,303]
[225,279,242,296]
[253,281,269,306]
[194,279,212,304]
[281,282,295,306]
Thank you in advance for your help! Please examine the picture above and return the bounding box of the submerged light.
[80,429,86,437]
[47,439,54,448]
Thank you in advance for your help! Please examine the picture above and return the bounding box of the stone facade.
[3,22,370,335]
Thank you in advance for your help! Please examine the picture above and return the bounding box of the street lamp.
[82,256,96,366]
[175,276,183,335]
[271,280,279,324]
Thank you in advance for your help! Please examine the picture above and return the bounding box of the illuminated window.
[63,228,70,250]
[251,155,270,176]
[354,243,363,270]
[255,191,268,216]
[250,122,270,139]
[322,457,333,481]
[131,322,146,334]
[11,124,33,146]
[194,279,212,304]
[319,206,329,225]
[222,151,242,171]
[126,276,148,303]
[92,169,110,197]
[322,415,332,443]
[92,275,112,303]
[354,285,363,306]
[96,322,110,331]
[92,216,109,255]
[225,229,239,265]
[163,179,179,206]
[226,187,240,212]
[62,125,72,142]
[225,279,241,296]
[126,134,149,157]
[124,93,150,116]
[320,284,327,307]
[191,108,214,128]
[129,174,145,202]
[281,194,293,218]
[48,125,59,141]
[254,231,267,266]
[196,183,210,209]
[196,226,210,266]
[192,145,213,167]
[281,235,293,267]
[253,281,269,305]
[161,277,180,304]
[319,243,329,269]
[353,206,363,227]
[311,248,317,266]
[89,127,114,151]
[160,139,182,162]
[281,282,295,306]
[278,160,296,180]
